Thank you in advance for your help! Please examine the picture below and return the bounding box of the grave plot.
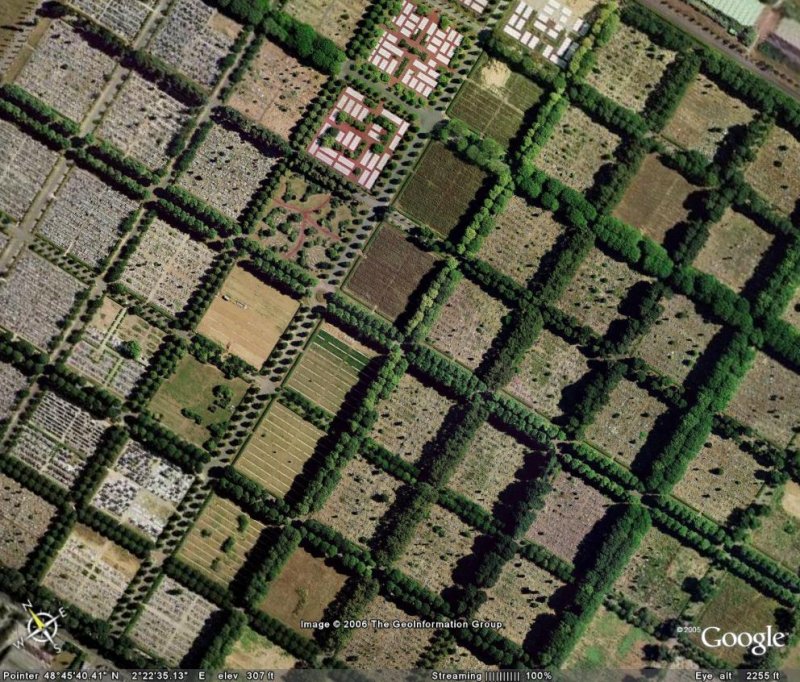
[396,504,478,593]
[557,248,651,337]
[258,547,347,636]
[476,556,566,646]
[396,141,489,238]
[449,54,543,146]
[478,197,564,286]
[0,363,28,421]
[9,392,106,489]
[97,71,191,170]
[585,23,676,113]
[534,105,620,192]
[178,124,280,220]
[120,218,216,316]
[633,292,722,382]
[369,0,462,99]
[15,20,116,124]
[285,323,376,415]
[613,155,697,246]
[234,402,325,499]
[662,74,755,158]
[148,0,240,88]
[339,596,436,668]
[449,422,533,512]
[196,265,298,368]
[35,168,136,268]
[42,524,140,619]
[693,208,774,293]
[615,527,710,621]
[672,434,767,525]
[177,495,267,585]
[131,576,221,666]
[506,329,592,419]
[91,441,194,541]
[283,0,371,48]
[223,626,300,669]
[751,481,800,571]
[744,124,800,216]
[255,170,369,278]
[345,223,437,321]
[228,39,326,140]
[308,87,410,191]
[427,278,509,370]
[0,119,58,221]
[584,379,669,467]
[64,0,151,42]
[149,354,248,447]
[312,454,402,547]
[525,470,611,563]
[0,473,58,570]
[726,351,800,449]
[501,0,590,69]
[371,373,454,463]
[437,644,493,670]
[66,297,164,398]
[0,251,83,349]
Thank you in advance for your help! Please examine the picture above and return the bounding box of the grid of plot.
[65,0,152,42]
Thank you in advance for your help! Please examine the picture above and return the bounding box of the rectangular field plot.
[751,481,800,571]
[0,473,57,569]
[479,197,564,286]
[633,292,721,382]
[197,265,298,368]
[286,324,376,414]
[0,119,58,221]
[66,297,164,398]
[228,39,326,140]
[65,0,151,42]
[345,223,437,321]
[0,363,28,421]
[744,125,800,216]
[312,454,402,547]
[614,527,710,621]
[91,441,194,541]
[97,71,191,170]
[533,105,620,192]
[585,380,669,467]
[9,392,107,489]
[258,547,347,636]
[476,556,565,646]
[15,20,116,124]
[525,470,611,563]
[427,278,508,370]
[35,167,136,268]
[396,505,478,593]
[506,329,592,419]
[672,434,767,525]
[131,576,221,666]
[120,218,216,316]
[726,351,800,448]
[178,123,280,220]
[339,596,436,668]
[449,421,532,512]
[42,524,140,619]
[149,354,248,447]
[223,626,300,669]
[396,142,489,238]
[557,248,651,337]
[585,23,676,113]
[177,495,267,584]
[662,74,754,158]
[147,0,240,88]
[449,55,543,146]
[693,208,774,293]
[283,0,370,48]
[613,154,697,246]
[371,373,454,463]
[235,402,325,499]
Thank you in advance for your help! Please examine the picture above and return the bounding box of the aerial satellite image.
[0,0,798,675]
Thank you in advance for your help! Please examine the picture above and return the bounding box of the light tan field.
[224,626,299,669]
[744,125,800,216]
